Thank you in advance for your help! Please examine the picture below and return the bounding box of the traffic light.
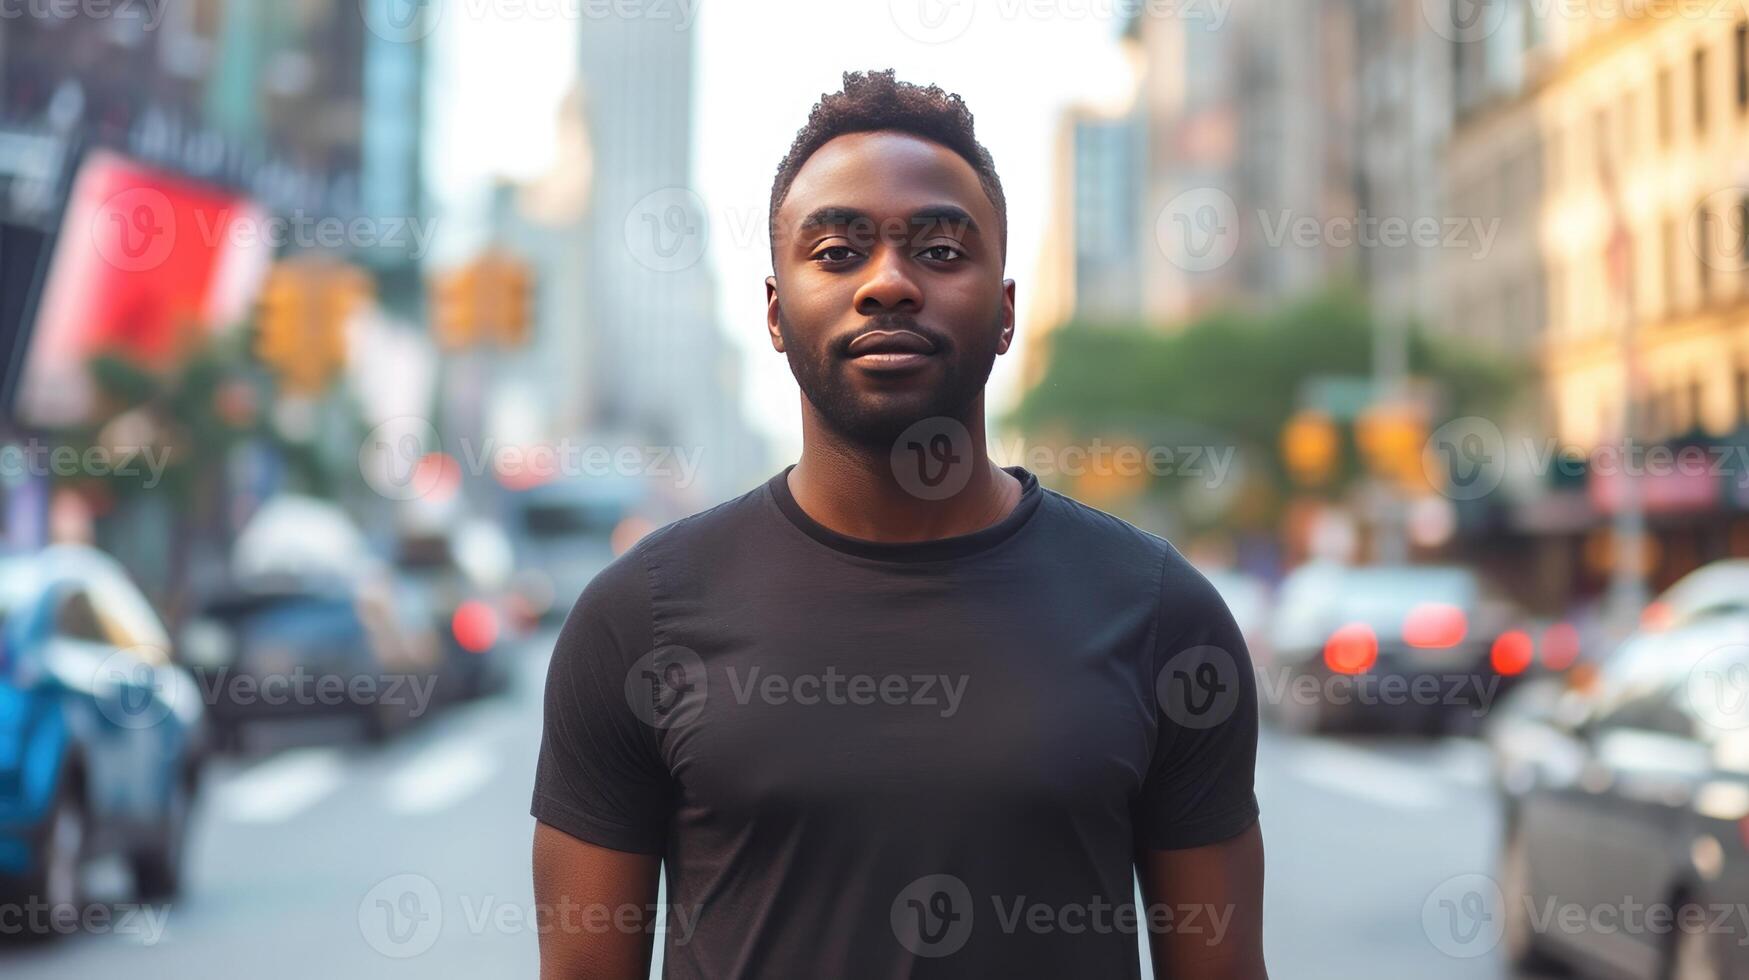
[431,265,480,350]
[429,252,534,350]
[1281,410,1339,487]
[255,260,371,394]
[1356,404,1428,490]
[487,255,533,347]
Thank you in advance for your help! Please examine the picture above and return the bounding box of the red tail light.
[1541,622,1580,671]
[1641,601,1674,632]
[1404,603,1467,649]
[451,600,498,654]
[1324,623,1378,675]
[1490,630,1534,676]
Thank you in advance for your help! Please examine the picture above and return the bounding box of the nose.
[852,248,922,315]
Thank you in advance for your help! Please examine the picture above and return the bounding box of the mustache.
[833,316,952,356]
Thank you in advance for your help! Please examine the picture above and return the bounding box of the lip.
[848,350,934,373]
[846,329,938,357]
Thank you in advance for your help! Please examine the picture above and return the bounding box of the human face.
[767,130,1014,449]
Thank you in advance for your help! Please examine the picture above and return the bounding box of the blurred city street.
[10,0,1749,976]
[0,623,1519,980]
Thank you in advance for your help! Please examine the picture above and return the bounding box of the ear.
[765,276,785,353]
[996,279,1016,356]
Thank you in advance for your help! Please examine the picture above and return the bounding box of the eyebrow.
[793,205,981,238]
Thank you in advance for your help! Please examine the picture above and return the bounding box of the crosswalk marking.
[215,748,346,824]
[383,737,498,815]
[1284,740,1450,811]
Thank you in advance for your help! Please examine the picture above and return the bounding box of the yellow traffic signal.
[431,265,479,350]
[489,256,533,347]
[1356,405,1428,490]
[255,260,371,393]
[430,252,534,350]
[1281,410,1339,487]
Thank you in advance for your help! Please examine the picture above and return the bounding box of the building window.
[1737,21,1748,110]
[1737,364,1749,424]
[1696,47,1710,137]
[1624,91,1638,157]
[1699,205,1714,305]
[1659,66,1674,145]
[1663,216,1678,314]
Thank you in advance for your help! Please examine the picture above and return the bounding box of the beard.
[778,307,1002,451]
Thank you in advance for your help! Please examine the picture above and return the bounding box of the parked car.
[1646,559,1749,631]
[392,520,514,703]
[181,573,440,748]
[1266,562,1527,734]
[507,477,641,622]
[0,546,207,925]
[1495,612,1749,979]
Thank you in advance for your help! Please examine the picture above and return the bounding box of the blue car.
[0,546,206,926]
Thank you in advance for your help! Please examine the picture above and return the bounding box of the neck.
[787,393,1021,543]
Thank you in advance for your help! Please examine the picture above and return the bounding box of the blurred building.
[1029,0,1458,344]
[0,0,431,597]
[1534,2,1749,583]
[1436,0,1749,596]
[490,6,764,506]
[1351,0,1457,329]
[1020,84,1145,386]
[1134,5,1247,319]
[1228,0,1362,304]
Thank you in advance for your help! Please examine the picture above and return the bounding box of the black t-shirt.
[532,465,1259,979]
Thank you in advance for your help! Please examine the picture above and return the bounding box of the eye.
[919,244,965,262]
[812,245,859,265]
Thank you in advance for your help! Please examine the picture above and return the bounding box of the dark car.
[1496,612,1749,979]
[1267,563,1528,734]
[181,574,439,749]
[392,523,512,703]
[0,546,206,925]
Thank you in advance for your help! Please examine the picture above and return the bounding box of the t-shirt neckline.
[765,463,1044,563]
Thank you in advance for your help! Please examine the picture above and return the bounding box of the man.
[533,69,1265,979]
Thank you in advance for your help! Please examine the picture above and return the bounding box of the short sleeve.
[1134,556,1261,851]
[531,551,673,855]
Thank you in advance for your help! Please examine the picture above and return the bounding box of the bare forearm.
[533,822,662,980]
[1139,822,1268,979]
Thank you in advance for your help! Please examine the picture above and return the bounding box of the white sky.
[428,0,1135,460]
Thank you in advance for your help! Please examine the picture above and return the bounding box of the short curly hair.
[768,69,1007,262]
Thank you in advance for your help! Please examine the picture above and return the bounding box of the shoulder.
[562,480,770,624]
[1035,486,1226,616]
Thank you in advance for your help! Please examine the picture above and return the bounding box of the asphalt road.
[0,631,1526,978]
